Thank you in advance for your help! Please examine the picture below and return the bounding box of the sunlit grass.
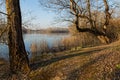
[29,41,120,80]
[116,64,120,69]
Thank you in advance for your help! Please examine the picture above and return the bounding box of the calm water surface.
[0,33,69,59]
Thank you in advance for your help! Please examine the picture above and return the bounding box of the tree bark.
[70,0,111,44]
[103,0,111,26]
[86,0,94,28]
[75,12,109,44]
[6,0,30,77]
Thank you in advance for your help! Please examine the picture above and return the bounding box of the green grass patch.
[116,64,120,69]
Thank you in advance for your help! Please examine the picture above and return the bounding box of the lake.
[0,33,69,60]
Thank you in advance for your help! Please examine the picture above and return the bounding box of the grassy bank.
[29,40,120,80]
[0,41,120,80]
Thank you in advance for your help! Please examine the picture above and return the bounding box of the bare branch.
[0,11,8,15]
[0,26,8,37]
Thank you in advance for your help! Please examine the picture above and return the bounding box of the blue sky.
[20,0,56,29]
[20,0,120,29]
[1,0,119,29]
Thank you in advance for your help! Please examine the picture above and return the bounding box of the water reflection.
[24,33,69,53]
[0,43,9,59]
[0,33,69,60]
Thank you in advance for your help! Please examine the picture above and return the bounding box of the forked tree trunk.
[70,0,111,44]
[75,11,109,44]
[6,0,30,77]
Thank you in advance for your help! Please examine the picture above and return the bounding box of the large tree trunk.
[6,0,30,78]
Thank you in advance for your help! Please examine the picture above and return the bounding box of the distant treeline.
[22,27,69,34]
[1,26,69,35]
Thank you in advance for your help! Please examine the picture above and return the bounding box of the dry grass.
[0,58,9,79]
[62,32,101,49]
[105,19,120,42]
[29,40,120,80]
[30,32,103,57]
[74,48,120,80]
[38,40,50,53]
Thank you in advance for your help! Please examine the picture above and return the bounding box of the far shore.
[22,27,69,34]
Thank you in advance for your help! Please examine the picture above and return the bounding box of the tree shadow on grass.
[66,51,112,80]
[111,68,120,80]
[30,48,105,71]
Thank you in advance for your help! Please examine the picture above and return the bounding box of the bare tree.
[39,0,118,44]
[70,0,118,43]
[5,0,30,79]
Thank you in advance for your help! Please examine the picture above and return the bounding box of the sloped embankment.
[30,41,120,80]
[67,48,120,80]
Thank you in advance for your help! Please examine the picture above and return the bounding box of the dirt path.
[29,41,120,80]
[0,40,120,80]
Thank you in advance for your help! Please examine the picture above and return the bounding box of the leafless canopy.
[39,0,119,43]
